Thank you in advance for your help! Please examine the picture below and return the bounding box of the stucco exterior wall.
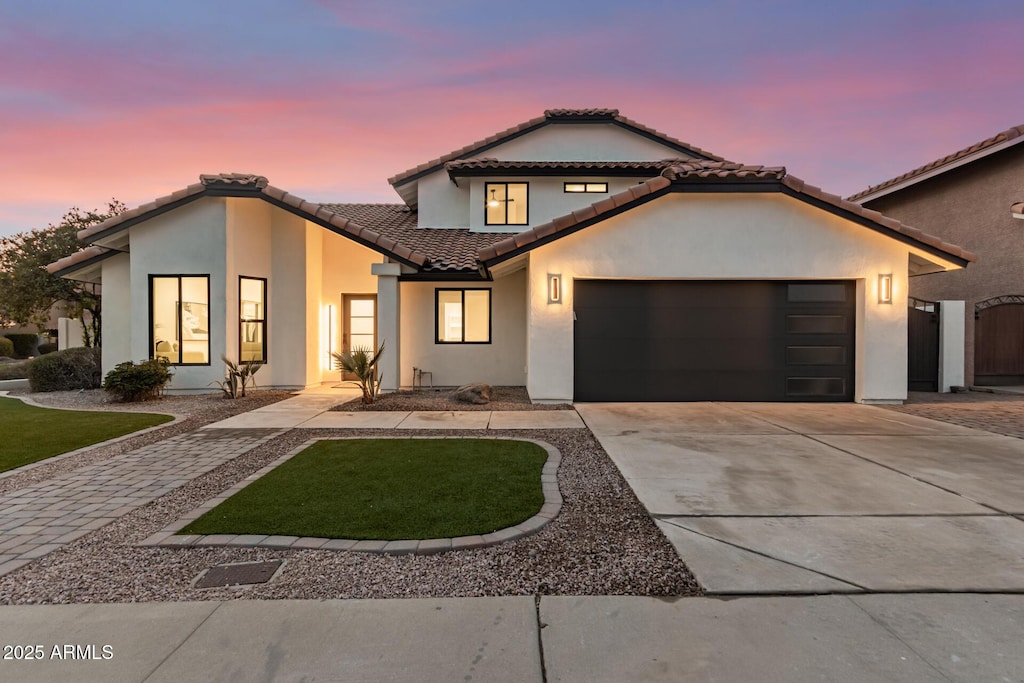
[417,172,471,228]
[100,252,131,375]
[319,230,382,382]
[128,198,227,392]
[862,145,1024,385]
[489,123,692,161]
[399,269,527,388]
[525,193,911,403]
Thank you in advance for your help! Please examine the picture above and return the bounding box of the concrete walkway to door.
[576,402,1024,594]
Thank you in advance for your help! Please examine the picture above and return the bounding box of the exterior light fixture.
[547,274,562,304]
[878,274,893,304]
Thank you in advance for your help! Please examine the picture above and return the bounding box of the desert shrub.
[3,333,38,358]
[0,337,13,358]
[37,342,58,355]
[332,342,384,404]
[27,347,102,392]
[0,359,31,380]
[103,357,173,402]
[212,356,261,399]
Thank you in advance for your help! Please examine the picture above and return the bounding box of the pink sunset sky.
[2,0,1022,237]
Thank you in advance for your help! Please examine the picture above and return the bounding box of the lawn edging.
[140,436,563,554]
[0,393,182,480]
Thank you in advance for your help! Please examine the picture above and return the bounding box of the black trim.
[481,179,971,269]
[49,248,120,279]
[483,185,671,267]
[239,275,267,364]
[776,184,972,268]
[449,167,659,179]
[149,274,212,366]
[484,182,529,227]
[434,288,492,344]
[400,271,491,282]
[82,188,424,271]
[564,181,609,193]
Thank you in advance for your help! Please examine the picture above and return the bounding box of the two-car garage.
[573,280,856,402]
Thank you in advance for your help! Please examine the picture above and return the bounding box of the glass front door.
[342,294,376,380]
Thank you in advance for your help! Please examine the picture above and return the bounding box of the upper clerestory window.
[564,182,608,193]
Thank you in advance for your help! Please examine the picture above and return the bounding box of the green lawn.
[0,397,174,473]
[183,438,548,540]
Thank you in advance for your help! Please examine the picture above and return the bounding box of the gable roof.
[849,124,1024,203]
[478,161,976,268]
[70,173,433,269]
[388,109,726,188]
[444,158,690,181]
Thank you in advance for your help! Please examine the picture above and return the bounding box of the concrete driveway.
[576,402,1024,594]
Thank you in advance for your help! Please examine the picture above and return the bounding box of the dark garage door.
[574,280,855,402]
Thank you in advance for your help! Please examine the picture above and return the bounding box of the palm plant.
[212,355,262,398]
[332,341,384,404]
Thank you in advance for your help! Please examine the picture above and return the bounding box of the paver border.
[141,436,563,554]
[0,391,184,481]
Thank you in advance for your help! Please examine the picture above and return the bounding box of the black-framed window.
[436,288,491,343]
[150,275,210,365]
[564,182,608,193]
[485,182,528,226]
[239,276,267,363]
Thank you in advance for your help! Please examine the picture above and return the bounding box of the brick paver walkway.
[887,391,1024,440]
[0,428,281,576]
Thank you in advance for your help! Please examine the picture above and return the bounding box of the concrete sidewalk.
[204,389,586,429]
[0,594,1021,682]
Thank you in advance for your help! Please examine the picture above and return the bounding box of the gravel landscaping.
[0,427,700,603]
[0,390,291,496]
[332,385,572,411]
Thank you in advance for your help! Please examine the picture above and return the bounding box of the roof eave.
[851,131,1024,204]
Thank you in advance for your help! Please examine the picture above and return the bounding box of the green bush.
[0,360,31,380]
[27,347,102,392]
[37,342,58,355]
[3,333,38,358]
[0,337,13,358]
[103,358,173,402]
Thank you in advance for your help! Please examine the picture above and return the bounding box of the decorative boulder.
[453,382,493,405]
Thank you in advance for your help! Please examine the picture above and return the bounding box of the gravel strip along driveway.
[0,390,292,496]
[886,390,1024,440]
[332,386,573,411]
[0,427,699,603]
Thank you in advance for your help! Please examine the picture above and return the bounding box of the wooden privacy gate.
[975,296,1024,385]
[908,297,939,392]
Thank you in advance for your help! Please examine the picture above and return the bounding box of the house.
[47,109,974,403]
[850,124,1024,387]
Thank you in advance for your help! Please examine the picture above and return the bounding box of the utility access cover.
[195,560,283,589]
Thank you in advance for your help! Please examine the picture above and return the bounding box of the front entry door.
[341,294,377,381]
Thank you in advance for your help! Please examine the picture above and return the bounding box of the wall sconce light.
[547,274,562,304]
[878,273,893,304]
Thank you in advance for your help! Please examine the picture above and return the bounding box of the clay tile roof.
[1012,201,1024,218]
[444,158,690,174]
[849,124,1024,201]
[477,162,975,266]
[45,246,116,275]
[71,175,433,269]
[318,203,515,273]
[199,173,269,189]
[388,109,726,186]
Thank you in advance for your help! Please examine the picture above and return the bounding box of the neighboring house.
[850,125,1024,387]
[48,109,973,403]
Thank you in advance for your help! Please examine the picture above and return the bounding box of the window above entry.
[485,182,528,226]
[564,182,608,193]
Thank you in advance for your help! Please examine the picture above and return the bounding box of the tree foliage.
[0,201,125,347]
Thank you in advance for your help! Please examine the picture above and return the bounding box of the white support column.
[938,300,965,392]
[371,262,402,393]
